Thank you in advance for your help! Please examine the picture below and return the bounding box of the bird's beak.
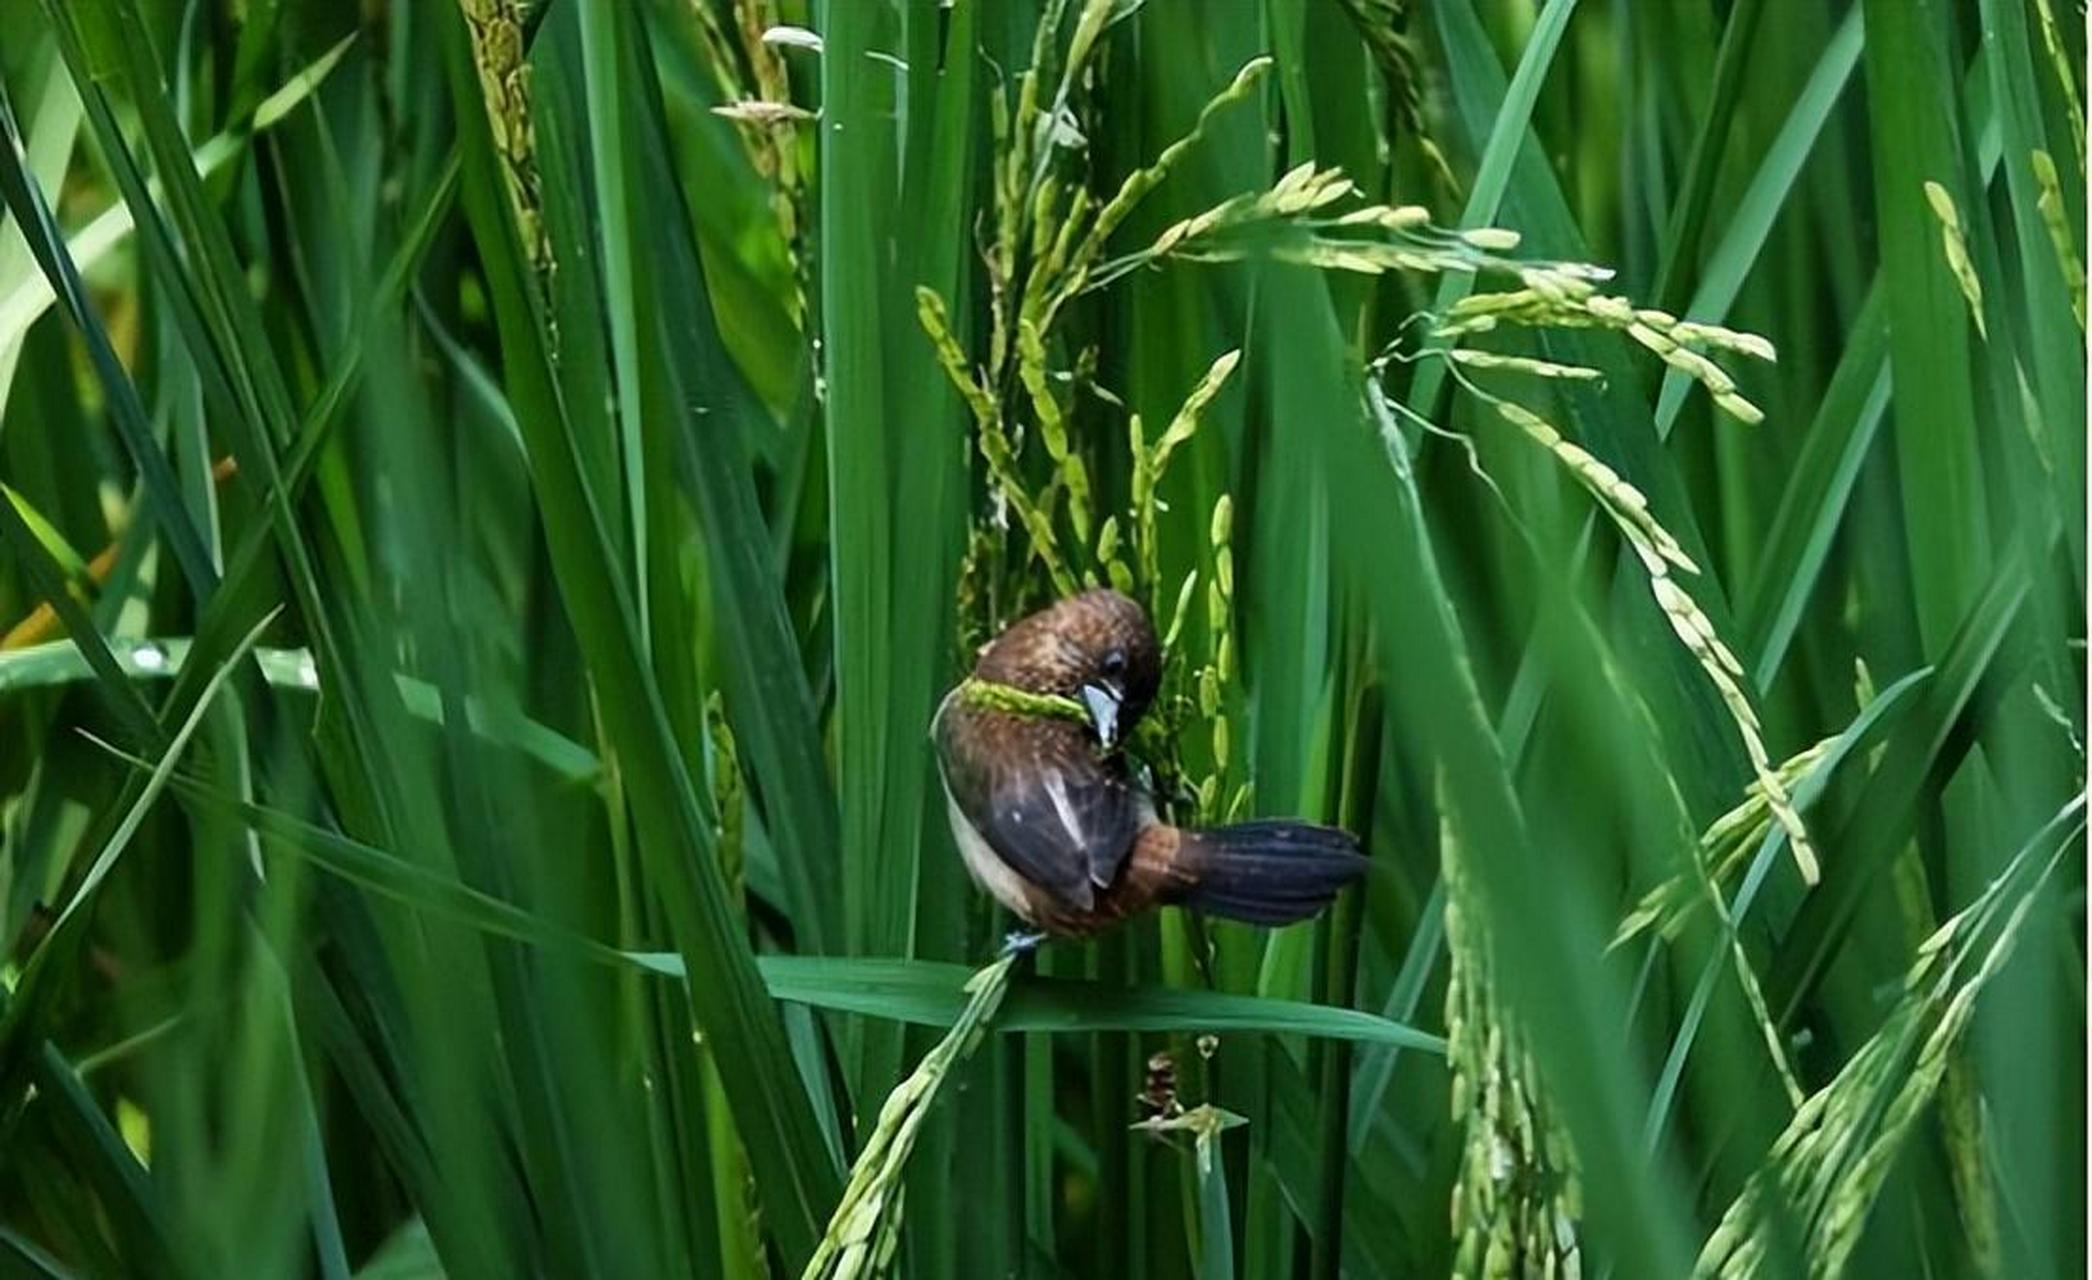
[1080,682,1123,750]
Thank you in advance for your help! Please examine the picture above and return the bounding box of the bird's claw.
[1000,929,1047,957]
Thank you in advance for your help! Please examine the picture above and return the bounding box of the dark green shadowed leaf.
[433,3,838,1264]
[627,0,844,959]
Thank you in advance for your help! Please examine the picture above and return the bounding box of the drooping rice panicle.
[1461,387,1817,884]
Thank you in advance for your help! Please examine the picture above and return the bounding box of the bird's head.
[974,589,1162,749]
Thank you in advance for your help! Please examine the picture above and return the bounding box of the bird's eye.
[1102,649,1127,678]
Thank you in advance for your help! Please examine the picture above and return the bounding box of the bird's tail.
[1174,820,1367,926]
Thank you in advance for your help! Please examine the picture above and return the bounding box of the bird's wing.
[935,704,1141,914]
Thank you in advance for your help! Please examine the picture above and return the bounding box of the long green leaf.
[158,776,1441,1051]
[1651,6,1865,432]
[759,956,1443,1050]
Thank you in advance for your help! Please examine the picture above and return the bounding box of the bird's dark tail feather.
[1177,820,1367,926]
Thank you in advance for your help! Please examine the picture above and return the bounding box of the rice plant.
[0,1,2081,1277]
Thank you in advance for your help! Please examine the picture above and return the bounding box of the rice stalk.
[1171,146,1821,884]
[1861,646,2001,1277]
[1435,285,1775,425]
[1691,798,2085,1279]
[1199,493,1241,821]
[1017,319,1094,544]
[1445,349,1602,380]
[801,953,1020,1280]
[1880,805,2000,1278]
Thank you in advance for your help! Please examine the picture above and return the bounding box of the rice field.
[0,1,2083,1277]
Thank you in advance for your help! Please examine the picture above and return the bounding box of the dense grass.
[0,1,2082,1277]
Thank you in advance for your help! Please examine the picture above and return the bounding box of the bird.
[932,588,1367,939]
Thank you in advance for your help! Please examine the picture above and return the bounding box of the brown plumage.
[933,589,1366,937]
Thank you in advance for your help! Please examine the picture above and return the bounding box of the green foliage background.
[0,1,2082,1277]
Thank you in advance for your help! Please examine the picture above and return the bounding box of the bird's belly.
[944,789,1043,924]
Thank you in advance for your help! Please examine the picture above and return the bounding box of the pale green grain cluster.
[1113,163,1553,289]
[1443,803,1584,1280]
[704,692,749,898]
[1486,398,1699,578]
[919,36,1272,624]
[1038,55,1275,312]
[1643,564,1820,886]
[1932,1038,2001,1277]
[985,1,1265,355]
[1129,166,1775,424]
[1131,350,1242,598]
[955,676,1090,725]
[1445,349,1602,381]
[1883,793,2001,1280]
[1614,735,1835,949]
[700,694,765,1275]
[1438,276,1775,425]
[457,0,553,304]
[803,954,1020,1280]
[1191,492,1247,823]
[1692,801,2082,1280]
[917,285,1079,598]
[1611,730,1840,1108]
[1922,181,1988,340]
[1125,356,1250,824]
[2031,151,2086,329]
[1288,164,1815,881]
[1018,320,1095,544]
[930,21,1266,554]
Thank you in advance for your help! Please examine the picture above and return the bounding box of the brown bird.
[932,589,1367,939]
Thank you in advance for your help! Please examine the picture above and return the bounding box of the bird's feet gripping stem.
[1000,928,1048,958]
